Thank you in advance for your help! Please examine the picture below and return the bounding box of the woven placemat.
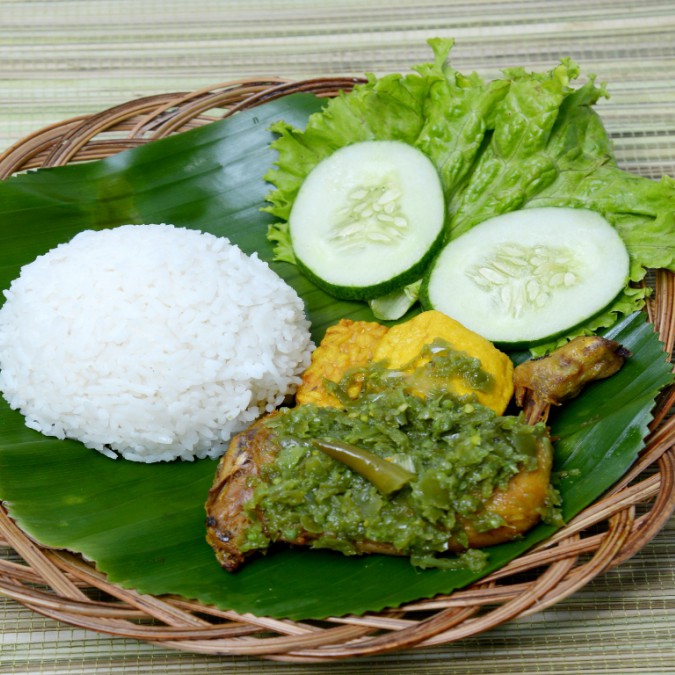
[1,1,674,672]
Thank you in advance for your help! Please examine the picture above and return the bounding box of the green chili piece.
[312,438,416,495]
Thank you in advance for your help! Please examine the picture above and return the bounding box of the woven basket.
[0,78,673,662]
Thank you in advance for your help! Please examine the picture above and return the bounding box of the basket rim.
[0,77,674,662]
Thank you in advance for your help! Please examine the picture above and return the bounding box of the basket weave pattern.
[0,79,673,662]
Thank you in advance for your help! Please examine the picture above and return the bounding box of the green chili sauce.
[243,341,557,570]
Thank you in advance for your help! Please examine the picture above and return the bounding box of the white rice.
[0,224,313,462]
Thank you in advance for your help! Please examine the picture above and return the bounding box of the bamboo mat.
[1,1,674,672]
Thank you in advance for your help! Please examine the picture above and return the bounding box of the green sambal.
[241,346,559,571]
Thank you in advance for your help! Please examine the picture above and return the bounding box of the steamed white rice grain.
[0,224,313,462]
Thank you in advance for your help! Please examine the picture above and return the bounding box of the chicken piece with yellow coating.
[513,335,629,424]
[460,435,555,548]
[206,311,562,572]
[374,310,514,414]
[295,319,389,407]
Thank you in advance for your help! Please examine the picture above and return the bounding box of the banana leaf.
[0,96,672,620]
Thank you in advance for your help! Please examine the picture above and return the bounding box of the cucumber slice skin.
[421,207,630,348]
[297,228,444,301]
[289,141,446,301]
[421,286,626,351]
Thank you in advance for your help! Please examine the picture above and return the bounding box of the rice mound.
[0,224,313,462]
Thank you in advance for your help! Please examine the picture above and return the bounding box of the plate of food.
[0,39,673,660]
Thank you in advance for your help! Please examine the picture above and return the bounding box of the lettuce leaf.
[265,38,675,349]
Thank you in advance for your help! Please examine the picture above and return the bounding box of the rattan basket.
[0,78,673,662]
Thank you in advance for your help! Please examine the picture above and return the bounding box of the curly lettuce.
[265,38,675,351]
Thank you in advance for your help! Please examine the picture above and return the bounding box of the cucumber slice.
[422,207,630,346]
[289,141,445,300]
[369,280,422,321]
